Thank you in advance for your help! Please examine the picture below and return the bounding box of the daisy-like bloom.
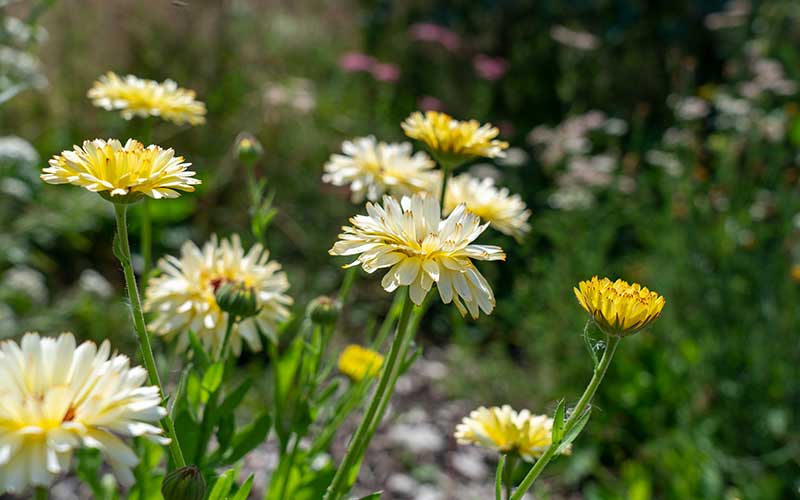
[144,235,293,356]
[0,332,168,492]
[41,138,199,202]
[455,405,569,461]
[444,173,531,240]
[88,72,206,125]
[322,136,440,203]
[337,344,384,382]
[574,276,666,337]
[329,193,505,318]
[401,111,509,164]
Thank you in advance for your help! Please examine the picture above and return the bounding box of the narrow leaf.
[557,407,593,455]
[230,474,255,500]
[551,399,566,443]
[223,412,272,465]
[207,469,234,500]
[202,362,224,394]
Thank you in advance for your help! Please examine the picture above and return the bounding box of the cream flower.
[455,405,567,461]
[41,138,199,201]
[88,72,206,125]
[444,173,531,240]
[329,194,505,318]
[144,235,292,356]
[401,111,508,163]
[0,332,168,492]
[322,136,439,203]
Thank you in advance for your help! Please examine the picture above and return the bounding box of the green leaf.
[357,493,383,500]
[230,474,254,500]
[112,232,126,262]
[217,378,252,416]
[202,362,225,395]
[169,364,193,419]
[223,412,272,465]
[551,399,566,443]
[188,330,211,369]
[208,470,235,500]
[556,407,593,455]
[495,455,506,500]
[582,320,600,368]
[174,410,200,464]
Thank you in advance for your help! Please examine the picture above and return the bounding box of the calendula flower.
[574,276,665,337]
[401,111,508,164]
[144,235,292,356]
[329,193,505,318]
[88,72,206,125]
[444,173,531,240]
[455,405,567,461]
[322,136,439,203]
[41,138,199,202]
[0,332,168,492]
[337,344,384,381]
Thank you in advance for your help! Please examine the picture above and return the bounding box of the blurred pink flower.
[409,22,461,52]
[371,63,401,83]
[473,54,509,81]
[339,52,375,73]
[418,95,444,111]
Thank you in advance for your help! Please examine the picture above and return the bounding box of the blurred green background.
[1,0,799,498]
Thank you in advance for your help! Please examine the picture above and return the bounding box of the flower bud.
[215,281,259,319]
[234,132,263,165]
[161,465,206,500]
[307,295,341,326]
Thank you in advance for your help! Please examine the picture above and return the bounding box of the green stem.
[217,315,236,363]
[141,200,152,277]
[337,267,358,304]
[34,486,48,500]
[509,336,621,500]
[503,454,516,500]
[278,433,301,500]
[323,289,417,500]
[438,163,451,213]
[113,204,186,468]
[270,340,287,452]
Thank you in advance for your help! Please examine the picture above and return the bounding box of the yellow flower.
[401,111,509,164]
[0,333,168,492]
[323,135,440,203]
[454,405,568,461]
[791,264,800,282]
[574,276,665,337]
[444,173,531,240]
[337,344,384,381]
[88,71,206,125]
[329,194,506,318]
[41,138,200,202]
[144,235,293,356]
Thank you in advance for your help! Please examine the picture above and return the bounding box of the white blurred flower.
[646,150,683,177]
[671,96,710,121]
[548,185,594,210]
[2,266,47,304]
[78,270,114,298]
[0,136,38,166]
[550,25,600,50]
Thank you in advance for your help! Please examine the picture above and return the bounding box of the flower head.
[574,276,665,337]
[41,138,199,202]
[144,235,292,356]
[323,136,439,203]
[401,111,509,164]
[338,344,384,381]
[329,194,505,317]
[0,332,168,492]
[88,72,206,125]
[444,173,531,240]
[455,405,568,461]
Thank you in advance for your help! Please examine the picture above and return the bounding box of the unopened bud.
[215,282,259,319]
[161,465,206,500]
[307,295,341,326]
[234,132,263,165]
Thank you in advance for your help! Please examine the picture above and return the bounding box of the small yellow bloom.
[338,344,384,381]
[401,111,508,164]
[88,71,206,125]
[574,276,665,337]
[455,405,568,461]
[791,264,800,282]
[41,138,200,202]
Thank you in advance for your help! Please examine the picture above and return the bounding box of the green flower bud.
[234,132,263,165]
[161,465,206,500]
[215,281,259,319]
[307,295,341,326]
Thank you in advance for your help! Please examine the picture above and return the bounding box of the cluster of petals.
[41,138,199,200]
[145,235,292,356]
[330,194,505,318]
[444,173,531,240]
[402,111,509,161]
[0,333,167,491]
[574,276,665,336]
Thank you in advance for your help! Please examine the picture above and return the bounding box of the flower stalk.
[324,288,419,500]
[113,203,186,468]
[34,486,48,500]
[509,334,620,500]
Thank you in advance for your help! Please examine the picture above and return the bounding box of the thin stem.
[113,204,186,468]
[34,486,48,500]
[509,335,621,500]
[278,433,301,500]
[323,289,417,500]
[337,266,358,304]
[503,454,516,500]
[438,163,451,213]
[269,340,287,452]
[141,200,152,277]
[217,315,236,363]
